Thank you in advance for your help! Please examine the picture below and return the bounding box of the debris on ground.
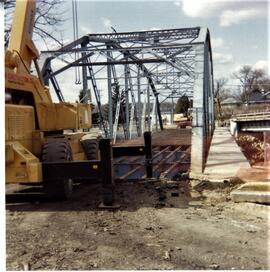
[6,179,269,270]
[163,251,171,260]
[209,264,220,270]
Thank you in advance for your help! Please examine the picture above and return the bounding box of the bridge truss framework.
[41,26,215,173]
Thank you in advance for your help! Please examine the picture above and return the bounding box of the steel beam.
[137,66,142,136]
[43,52,94,81]
[124,62,130,139]
[71,59,166,66]
[81,41,89,103]
[107,45,113,138]
[87,27,200,43]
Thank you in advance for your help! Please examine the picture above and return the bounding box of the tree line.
[215,65,269,104]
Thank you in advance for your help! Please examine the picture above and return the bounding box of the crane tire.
[42,138,73,200]
[81,139,99,160]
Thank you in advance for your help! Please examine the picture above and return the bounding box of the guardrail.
[231,112,270,121]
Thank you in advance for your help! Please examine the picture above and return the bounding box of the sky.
[35,0,269,103]
[6,0,270,102]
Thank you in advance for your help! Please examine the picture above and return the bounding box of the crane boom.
[8,0,39,74]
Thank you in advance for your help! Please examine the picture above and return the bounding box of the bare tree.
[214,78,231,121]
[4,0,67,48]
[253,75,270,93]
[232,65,266,103]
[214,78,227,96]
[214,78,231,101]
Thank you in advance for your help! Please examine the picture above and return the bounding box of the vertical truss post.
[150,98,156,132]
[120,62,140,139]
[126,65,135,139]
[124,61,130,139]
[113,88,123,144]
[155,63,159,131]
[171,97,174,125]
[107,45,113,138]
[81,42,89,104]
[142,92,146,135]
[129,102,135,139]
[166,64,168,85]
[172,66,175,98]
[147,82,151,131]
[111,60,119,86]
[144,131,153,178]
[99,138,114,206]
[178,72,181,92]
[155,95,163,130]
[137,66,142,136]
[110,57,124,141]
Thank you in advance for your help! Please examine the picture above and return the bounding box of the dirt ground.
[6,179,269,270]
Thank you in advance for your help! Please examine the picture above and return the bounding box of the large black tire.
[81,139,99,160]
[42,138,73,200]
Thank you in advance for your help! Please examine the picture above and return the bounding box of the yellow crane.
[5,0,100,199]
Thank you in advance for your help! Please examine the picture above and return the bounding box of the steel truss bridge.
[41,27,215,173]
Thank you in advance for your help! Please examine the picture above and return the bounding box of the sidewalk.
[203,127,250,180]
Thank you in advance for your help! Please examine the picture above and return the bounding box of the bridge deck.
[115,128,191,146]
[203,127,250,179]
[114,128,192,180]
